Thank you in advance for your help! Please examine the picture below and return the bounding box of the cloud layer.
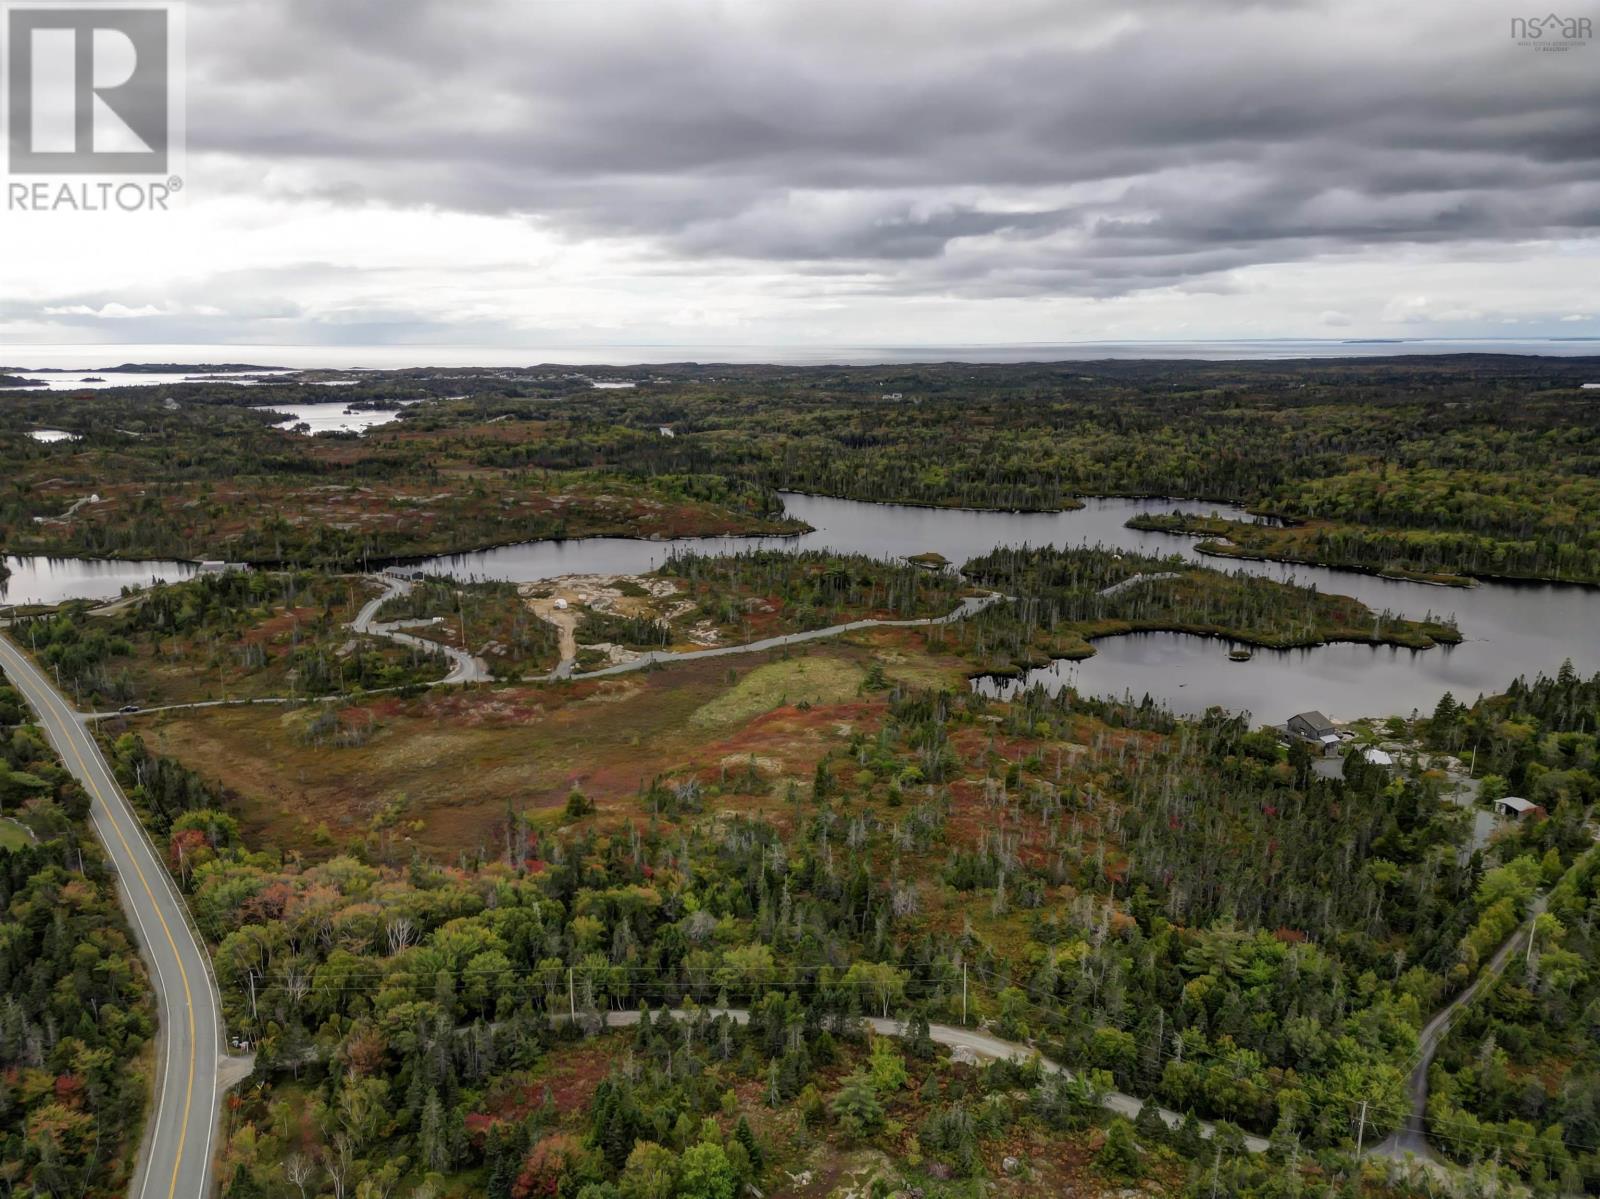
[4,0,1598,348]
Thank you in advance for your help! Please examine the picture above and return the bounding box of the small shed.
[1494,796,1543,821]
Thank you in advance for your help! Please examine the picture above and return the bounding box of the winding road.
[0,632,229,1199]
[284,1004,1269,1155]
[558,591,1005,681]
[352,574,491,684]
[5,570,1551,1189]
[598,1009,1270,1153]
[78,582,1004,718]
[1370,888,1552,1162]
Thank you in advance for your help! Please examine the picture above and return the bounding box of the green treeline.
[445,356,1600,581]
[665,549,968,631]
[111,732,232,836]
[0,682,154,1198]
[1131,494,1600,586]
[1416,666,1600,1187]
[953,544,1459,674]
[8,571,447,705]
[575,608,673,649]
[104,679,1584,1174]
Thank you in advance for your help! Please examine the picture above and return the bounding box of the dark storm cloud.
[184,0,1598,298]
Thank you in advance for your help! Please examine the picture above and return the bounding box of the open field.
[120,629,972,855]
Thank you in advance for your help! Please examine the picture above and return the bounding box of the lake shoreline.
[967,617,1461,679]
[11,484,1597,591]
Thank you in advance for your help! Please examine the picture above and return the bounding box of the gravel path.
[558,592,1005,681]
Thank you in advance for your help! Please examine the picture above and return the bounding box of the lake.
[2,555,199,607]
[1,368,292,391]
[268,401,405,435]
[5,491,1595,720]
[407,492,1596,721]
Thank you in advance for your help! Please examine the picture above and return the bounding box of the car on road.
[118,704,140,713]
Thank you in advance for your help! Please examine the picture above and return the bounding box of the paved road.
[0,632,225,1199]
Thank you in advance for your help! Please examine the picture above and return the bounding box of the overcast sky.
[3,0,1598,350]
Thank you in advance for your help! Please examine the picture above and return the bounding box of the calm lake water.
[5,491,1595,720]
[269,401,404,435]
[2,556,199,607]
[409,492,1596,721]
[1,368,292,391]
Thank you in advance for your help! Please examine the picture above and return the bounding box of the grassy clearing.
[0,817,33,850]
[689,654,868,729]
[852,628,972,690]
[133,666,724,855]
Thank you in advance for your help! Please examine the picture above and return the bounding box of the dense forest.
[1416,667,1600,1188]
[0,681,154,1198]
[81,655,1598,1196]
[433,356,1600,583]
[1129,502,1600,587]
[666,550,968,627]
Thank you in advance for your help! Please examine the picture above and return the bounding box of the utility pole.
[568,967,576,1023]
[1209,1142,1221,1199]
[1355,1099,1368,1157]
[961,963,967,1026]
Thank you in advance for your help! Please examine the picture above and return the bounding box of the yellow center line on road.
[7,644,198,1199]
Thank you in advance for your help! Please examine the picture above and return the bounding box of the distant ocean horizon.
[3,338,1600,371]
